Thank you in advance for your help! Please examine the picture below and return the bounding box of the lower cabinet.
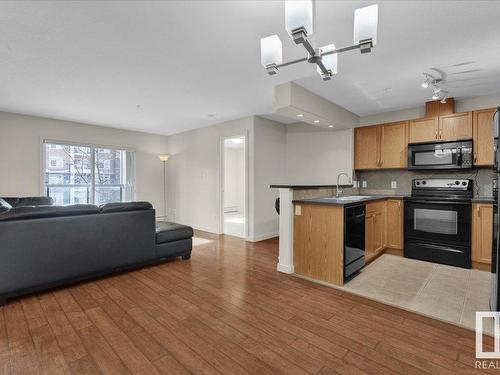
[386,199,404,250]
[472,203,493,270]
[366,199,403,261]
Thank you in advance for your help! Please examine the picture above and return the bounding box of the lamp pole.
[158,155,170,221]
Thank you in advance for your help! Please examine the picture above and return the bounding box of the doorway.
[221,135,247,238]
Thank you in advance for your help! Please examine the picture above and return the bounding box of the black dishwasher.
[344,204,366,280]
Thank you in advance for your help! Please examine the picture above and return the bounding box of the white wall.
[284,122,354,184]
[253,116,286,240]
[223,145,245,213]
[0,111,168,214]
[165,116,254,235]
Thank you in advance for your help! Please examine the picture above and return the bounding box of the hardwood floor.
[0,234,494,374]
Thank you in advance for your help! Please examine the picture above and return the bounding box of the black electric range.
[404,178,473,269]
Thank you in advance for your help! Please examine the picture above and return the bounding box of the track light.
[421,72,449,102]
[432,93,440,100]
[440,97,447,104]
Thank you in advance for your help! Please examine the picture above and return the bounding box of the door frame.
[219,132,249,239]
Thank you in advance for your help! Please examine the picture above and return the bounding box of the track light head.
[421,81,429,89]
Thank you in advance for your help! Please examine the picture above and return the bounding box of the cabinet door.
[380,121,408,169]
[354,126,380,170]
[439,112,472,141]
[386,199,403,250]
[473,108,496,166]
[373,213,384,253]
[365,213,376,256]
[472,203,493,266]
[409,117,439,143]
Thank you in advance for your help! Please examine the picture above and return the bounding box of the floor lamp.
[158,154,170,221]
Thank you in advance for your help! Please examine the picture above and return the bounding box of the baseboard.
[277,263,294,274]
[472,261,491,272]
[246,232,278,242]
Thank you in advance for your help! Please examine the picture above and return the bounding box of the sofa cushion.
[3,196,54,208]
[100,201,153,214]
[156,222,194,243]
[0,204,100,221]
[0,198,12,213]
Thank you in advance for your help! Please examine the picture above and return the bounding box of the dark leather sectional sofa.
[0,196,193,305]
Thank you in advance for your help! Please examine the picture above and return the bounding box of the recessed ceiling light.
[328,125,334,128]
[313,120,320,123]
[297,114,304,117]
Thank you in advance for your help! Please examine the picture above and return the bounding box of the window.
[44,141,135,206]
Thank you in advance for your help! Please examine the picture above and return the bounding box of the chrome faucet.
[336,173,350,197]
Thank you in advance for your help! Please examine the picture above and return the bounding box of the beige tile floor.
[342,254,494,334]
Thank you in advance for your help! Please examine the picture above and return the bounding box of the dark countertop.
[293,195,408,206]
[472,196,496,204]
[270,184,352,189]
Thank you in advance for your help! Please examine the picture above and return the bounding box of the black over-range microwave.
[407,140,473,170]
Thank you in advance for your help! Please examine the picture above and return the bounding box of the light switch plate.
[295,205,301,216]
[391,181,397,189]
[362,181,367,188]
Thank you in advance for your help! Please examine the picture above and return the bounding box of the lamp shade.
[318,44,337,76]
[158,154,170,162]
[260,35,282,67]
[353,4,378,46]
[285,0,314,36]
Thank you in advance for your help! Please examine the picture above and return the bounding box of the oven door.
[405,199,471,244]
[408,143,460,170]
[404,199,472,268]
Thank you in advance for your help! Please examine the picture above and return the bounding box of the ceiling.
[1,1,500,136]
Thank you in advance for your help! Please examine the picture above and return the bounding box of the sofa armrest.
[2,196,54,208]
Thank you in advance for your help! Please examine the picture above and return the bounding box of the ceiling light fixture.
[260,1,378,81]
[313,120,320,123]
[328,125,334,128]
[297,113,304,117]
[421,72,449,102]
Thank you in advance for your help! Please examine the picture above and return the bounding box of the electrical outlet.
[391,181,397,189]
[295,205,302,216]
[362,181,367,188]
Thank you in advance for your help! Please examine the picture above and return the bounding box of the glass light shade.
[260,35,283,67]
[285,0,314,36]
[318,44,337,76]
[158,154,170,162]
[353,4,378,46]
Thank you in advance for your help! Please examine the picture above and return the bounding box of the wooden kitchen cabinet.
[293,204,344,285]
[354,125,379,170]
[385,199,403,250]
[409,112,472,143]
[439,112,472,141]
[365,201,385,258]
[473,108,497,166]
[379,121,408,169]
[354,121,407,170]
[472,203,493,270]
[409,117,438,143]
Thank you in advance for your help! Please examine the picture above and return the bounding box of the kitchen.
[273,99,498,333]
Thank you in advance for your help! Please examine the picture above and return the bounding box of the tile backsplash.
[357,169,495,197]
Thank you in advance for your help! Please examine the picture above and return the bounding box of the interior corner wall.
[164,116,255,235]
[252,116,286,241]
[0,111,168,214]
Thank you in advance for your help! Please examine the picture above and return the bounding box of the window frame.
[40,138,136,204]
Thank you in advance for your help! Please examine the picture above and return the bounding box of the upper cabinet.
[409,117,438,143]
[354,121,407,170]
[439,112,473,141]
[473,108,497,166]
[409,112,472,144]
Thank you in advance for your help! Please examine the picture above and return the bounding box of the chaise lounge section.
[0,197,193,305]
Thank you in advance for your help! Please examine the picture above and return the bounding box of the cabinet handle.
[435,129,438,139]
[439,129,442,139]
[474,152,477,163]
